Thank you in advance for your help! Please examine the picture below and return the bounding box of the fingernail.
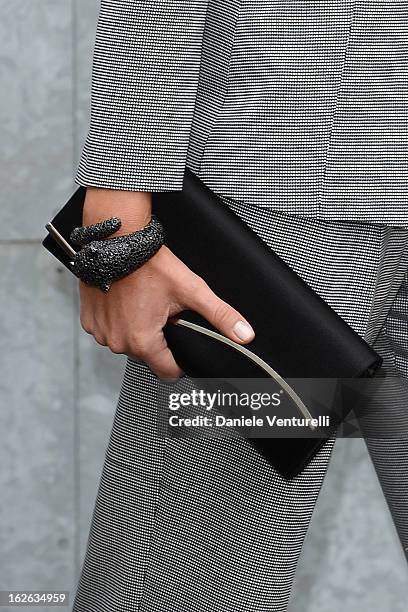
[233,320,254,342]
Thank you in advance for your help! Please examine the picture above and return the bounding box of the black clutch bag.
[43,168,381,478]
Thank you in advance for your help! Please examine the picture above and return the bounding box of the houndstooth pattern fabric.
[76,1,408,225]
[72,208,408,612]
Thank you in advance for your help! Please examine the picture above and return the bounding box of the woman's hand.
[79,188,255,379]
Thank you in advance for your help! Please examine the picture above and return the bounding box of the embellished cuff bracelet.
[69,216,164,292]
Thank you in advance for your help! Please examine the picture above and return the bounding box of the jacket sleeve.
[76,0,209,192]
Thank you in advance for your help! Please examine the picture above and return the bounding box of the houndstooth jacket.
[76,1,408,226]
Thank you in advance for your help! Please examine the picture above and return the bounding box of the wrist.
[71,213,164,292]
[83,187,152,235]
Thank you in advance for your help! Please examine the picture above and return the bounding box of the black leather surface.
[43,169,381,478]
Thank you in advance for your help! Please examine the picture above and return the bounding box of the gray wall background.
[0,1,407,610]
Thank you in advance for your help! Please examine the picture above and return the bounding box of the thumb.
[187,281,255,344]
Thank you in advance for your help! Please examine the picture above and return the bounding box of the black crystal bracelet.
[69,216,164,292]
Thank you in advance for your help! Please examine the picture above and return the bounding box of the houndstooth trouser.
[73,203,408,612]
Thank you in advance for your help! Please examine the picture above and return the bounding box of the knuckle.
[108,338,126,355]
[94,334,107,347]
[186,276,209,304]
[212,301,232,325]
[129,333,153,358]
[80,317,93,334]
